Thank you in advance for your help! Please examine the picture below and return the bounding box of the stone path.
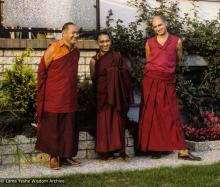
[0,151,220,178]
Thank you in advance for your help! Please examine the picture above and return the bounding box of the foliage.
[105,0,220,117]
[0,111,35,138]
[78,79,96,110]
[0,49,37,137]
[78,79,96,135]
[183,111,220,141]
[0,49,36,116]
[105,9,145,88]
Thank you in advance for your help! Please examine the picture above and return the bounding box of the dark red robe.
[35,49,80,157]
[94,50,134,153]
[138,69,186,151]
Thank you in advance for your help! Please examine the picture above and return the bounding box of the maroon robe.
[94,50,134,153]
[35,49,80,157]
[138,70,186,151]
[138,35,186,151]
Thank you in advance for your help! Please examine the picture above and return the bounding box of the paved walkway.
[0,151,220,178]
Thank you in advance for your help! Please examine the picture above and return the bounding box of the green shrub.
[0,111,35,138]
[105,0,220,116]
[78,79,96,136]
[0,49,37,137]
[0,49,36,116]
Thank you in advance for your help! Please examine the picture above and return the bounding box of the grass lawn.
[1,162,220,187]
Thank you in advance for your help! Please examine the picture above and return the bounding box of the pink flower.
[205,111,209,115]
[193,116,198,121]
[209,116,215,123]
[214,117,219,123]
[204,118,208,124]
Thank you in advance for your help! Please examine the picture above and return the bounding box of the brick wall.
[0,49,97,80]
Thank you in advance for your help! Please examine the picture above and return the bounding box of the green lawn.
[1,162,220,187]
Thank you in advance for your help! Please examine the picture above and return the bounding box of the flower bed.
[183,111,220,142]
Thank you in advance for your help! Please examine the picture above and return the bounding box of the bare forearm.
[145,42,150,63]
[177,39,183,63]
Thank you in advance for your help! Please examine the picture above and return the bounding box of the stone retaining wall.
[0,130,134,165]
[186,140,220,152]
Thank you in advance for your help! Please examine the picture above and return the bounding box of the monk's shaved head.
[62,22,79,46]
[152,15,167,24]
[62,22,77,32]
[151,15,168,36]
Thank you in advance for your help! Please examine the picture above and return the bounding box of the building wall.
[3,0,97,30]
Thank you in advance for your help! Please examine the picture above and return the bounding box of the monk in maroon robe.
[90,32,134,160]
[35,22,81,169]
[138,15,201,160]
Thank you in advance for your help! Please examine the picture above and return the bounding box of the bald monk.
[35,22,81,170]
[138,15,201,160]
[90,32,134,160]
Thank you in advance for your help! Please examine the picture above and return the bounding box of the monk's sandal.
[60,158,81,167]
[178,152,201,161]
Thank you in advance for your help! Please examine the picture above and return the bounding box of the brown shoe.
[60,158,81,167]
[49,156,60,170]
